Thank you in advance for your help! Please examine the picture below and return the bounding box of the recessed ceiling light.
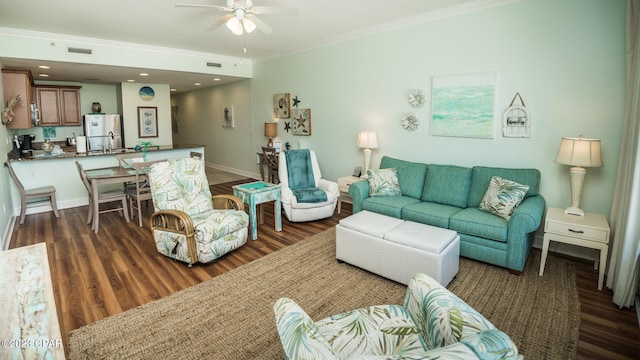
[38,74,49,77]
[38,65,50,69]
[139,73,149,76]
[170,88,176,92]
[127,79,135,82]
[194,82,201,86]
[213,78,221,81]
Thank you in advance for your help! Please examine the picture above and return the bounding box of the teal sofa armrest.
[506,194,546,272]
[349,179,370,213]
[273,297,338,359]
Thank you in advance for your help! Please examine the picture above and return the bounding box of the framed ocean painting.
[431,72,497,138]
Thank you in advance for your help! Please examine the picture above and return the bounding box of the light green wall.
[248,0,625,218]
[121,83,172,148]
[171,79,256,175]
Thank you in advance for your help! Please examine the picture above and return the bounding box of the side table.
[337,176,362,214]
[539,207,610,290]
[232,181,282,240]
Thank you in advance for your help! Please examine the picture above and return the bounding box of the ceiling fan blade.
[246,14,272,34]
[175,3,229,11]
[250,6,299,16]
[206,14,235,31]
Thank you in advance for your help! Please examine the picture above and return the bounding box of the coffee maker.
[19,134,35,154]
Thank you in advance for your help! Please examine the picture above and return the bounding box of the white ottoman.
[336,210,460,286]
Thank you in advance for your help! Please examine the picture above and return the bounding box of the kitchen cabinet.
[1,70,35,129]
[34,86,82,126]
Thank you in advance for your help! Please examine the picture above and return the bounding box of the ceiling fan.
[176,0,299,35]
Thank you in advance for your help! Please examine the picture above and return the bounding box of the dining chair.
[261,147,279,184]
[116,153,145,190]
[75,161,130,231]
[127,159,165,227]
[5,161,60,225]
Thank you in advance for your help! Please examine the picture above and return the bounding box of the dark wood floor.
[8,179,640,359]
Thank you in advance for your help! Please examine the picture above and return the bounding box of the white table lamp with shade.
[554,135,603,216]
[357,130,378,175]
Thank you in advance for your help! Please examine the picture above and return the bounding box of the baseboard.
[1,216,15,251]
[204,162,261,180]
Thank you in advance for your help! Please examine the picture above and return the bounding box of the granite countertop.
[7,144,204,162]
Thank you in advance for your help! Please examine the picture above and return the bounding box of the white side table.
[539,207,610,290]
[337,176,362,214]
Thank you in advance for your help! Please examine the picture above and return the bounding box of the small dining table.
[84,166,146,233]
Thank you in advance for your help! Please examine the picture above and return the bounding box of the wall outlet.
[256,154,260,164]
[2,203,6,214]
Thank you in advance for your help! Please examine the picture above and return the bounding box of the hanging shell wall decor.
[408,89,425,108]
[401,113,419,131]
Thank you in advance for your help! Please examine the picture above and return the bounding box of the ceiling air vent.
[206,62,222,68]
[67,47,93,55]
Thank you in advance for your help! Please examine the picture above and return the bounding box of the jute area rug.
[69,228,580,359]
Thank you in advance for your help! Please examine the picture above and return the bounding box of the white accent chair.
[278,149,339,222]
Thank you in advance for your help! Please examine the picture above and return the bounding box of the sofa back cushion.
[380,156,427,199]
[421,164,472,208]
[468,166,540,208]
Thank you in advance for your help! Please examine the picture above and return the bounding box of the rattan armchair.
[148,158,249,266]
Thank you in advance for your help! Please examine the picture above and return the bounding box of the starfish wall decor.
[284,121,291,132]
[292,95,301,108]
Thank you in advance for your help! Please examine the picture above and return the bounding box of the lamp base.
[566,166,586,217]
[564,206,585,216]
[267,138,273,148]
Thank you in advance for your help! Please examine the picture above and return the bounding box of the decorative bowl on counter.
[41,140,54,155]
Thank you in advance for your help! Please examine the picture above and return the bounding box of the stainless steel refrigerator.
[83,114,123,152]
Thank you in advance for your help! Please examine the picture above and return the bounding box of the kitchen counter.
[7,144,204,162]
[5,144,205,217]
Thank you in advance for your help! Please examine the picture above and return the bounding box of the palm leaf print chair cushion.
[274,273,521,360]
[148,157,249,266]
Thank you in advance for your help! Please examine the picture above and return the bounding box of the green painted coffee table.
[232,181,282,240]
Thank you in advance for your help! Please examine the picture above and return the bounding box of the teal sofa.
[349,156,545,274]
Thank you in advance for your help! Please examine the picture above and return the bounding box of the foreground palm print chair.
[274,273,522,360]
[148,157,249,266]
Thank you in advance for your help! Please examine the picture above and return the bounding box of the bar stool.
[4,161,60,224]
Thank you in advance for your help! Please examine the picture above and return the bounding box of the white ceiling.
[0,0,497,92]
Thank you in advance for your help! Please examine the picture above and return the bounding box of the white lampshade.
[554,136,603,167]
[357,130,379,149]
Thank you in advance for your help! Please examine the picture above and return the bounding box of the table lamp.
[554,135,603,216]
[357,130,379,175]
[264,122,277,147]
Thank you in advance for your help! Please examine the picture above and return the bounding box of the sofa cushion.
[367,168,401,197]
[421,164,472,208]
[449,208,508,242]
[468,166,540,208]
[402,201,463,228]
[363,196,421,218]
[380,156,428,199]
[479,176,529,220]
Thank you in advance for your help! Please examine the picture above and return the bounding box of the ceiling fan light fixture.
[242,18,256,33]
[226,16,243,35]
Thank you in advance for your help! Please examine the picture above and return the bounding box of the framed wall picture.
[222,105,234,128]
[292,108,311,136]
[431,72,497,139]
[273,93,290,118]
[138,106,158,138]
